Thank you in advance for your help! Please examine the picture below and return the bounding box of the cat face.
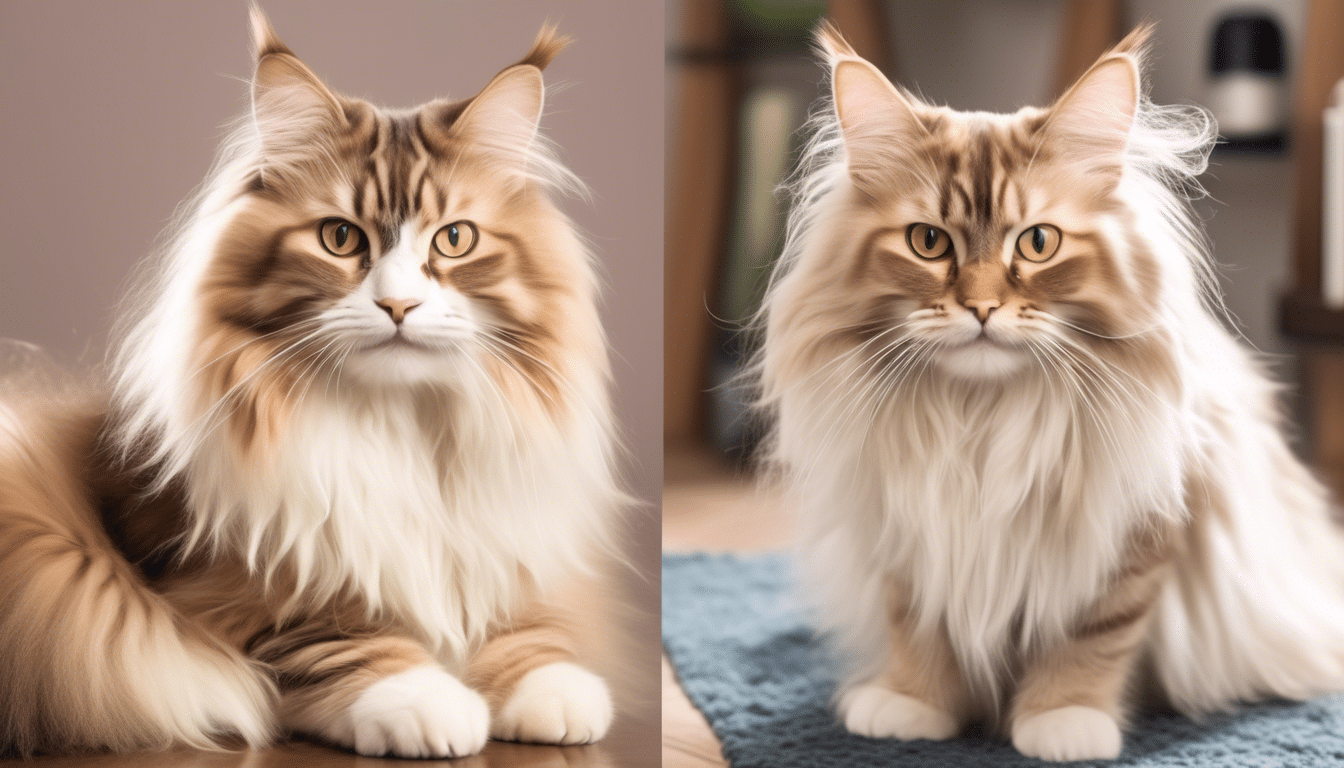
[779,29,1167,382]
[199,18,588,399]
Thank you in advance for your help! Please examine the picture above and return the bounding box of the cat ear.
[425,25,572,178]
[821,23,929,190]
[451,65,546,169]
[248,6,346,167]
[1043,52,1141,181]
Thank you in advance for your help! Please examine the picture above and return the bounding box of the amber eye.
[318,218,367,257]
[1016,224,1062,263]
[433,221,478,258]
[906,223,952,260]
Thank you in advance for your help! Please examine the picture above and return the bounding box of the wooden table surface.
[0,674,656,768]
[0,738,633,768]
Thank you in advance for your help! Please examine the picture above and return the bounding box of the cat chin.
[933,340,1029,380]
[342,343,464,387]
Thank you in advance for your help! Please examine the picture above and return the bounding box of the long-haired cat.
[0,8,624,759]
[757,23,1344,762]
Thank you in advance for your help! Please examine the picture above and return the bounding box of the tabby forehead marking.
[339,110,461,252]
[925,119,1040,251]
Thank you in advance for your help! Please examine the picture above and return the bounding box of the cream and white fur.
[94,13,620,759]
[758,26,1344,761]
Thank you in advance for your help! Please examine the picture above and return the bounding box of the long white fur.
[758,38,1344,718]
[109,65,621,664]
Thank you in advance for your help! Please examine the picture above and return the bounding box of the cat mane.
[104,26,623,659]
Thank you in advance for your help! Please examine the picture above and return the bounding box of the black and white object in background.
[1323,80,1344,309]
[1206,12,1288,150]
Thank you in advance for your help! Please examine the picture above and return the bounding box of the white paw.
[839,684,959,741]
[347,665,490,758]
[1012,705,1122,762]
[491,662,612,745]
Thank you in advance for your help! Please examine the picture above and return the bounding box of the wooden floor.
[0,682,655,768]
[0,739,635,767]
[0,686,654,768]
[660,445,795,768]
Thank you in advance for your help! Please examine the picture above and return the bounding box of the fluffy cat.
[0,8,623,758]
[757,23,1344,762]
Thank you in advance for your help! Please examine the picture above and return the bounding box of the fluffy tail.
[1151,364,1344,714]
[0,389,275,754]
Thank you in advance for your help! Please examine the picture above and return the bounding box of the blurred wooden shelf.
[1281,293,1344,343]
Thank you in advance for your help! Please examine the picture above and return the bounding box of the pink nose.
[376,298,421,324]
[963,300,1000,323]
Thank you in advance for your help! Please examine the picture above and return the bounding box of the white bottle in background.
[1207,72,1286,139]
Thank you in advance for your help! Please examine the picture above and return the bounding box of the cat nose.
[963,299,1000,323]
[376,298,422,324]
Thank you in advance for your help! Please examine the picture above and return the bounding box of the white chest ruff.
[182,390,608,661]
[784,374,1185,690]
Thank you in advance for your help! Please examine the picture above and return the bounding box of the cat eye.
[1016,224,1062,263]
[433,221,478,259]
[906,223,952,260]
[318,218,368,258]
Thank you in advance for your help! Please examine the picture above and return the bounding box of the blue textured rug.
[663,552,1344,767]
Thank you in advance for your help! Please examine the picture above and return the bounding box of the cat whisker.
[1036,314,1163,341]
[474,335,616,461]
[174,328,334,464]
[794,336,934,490]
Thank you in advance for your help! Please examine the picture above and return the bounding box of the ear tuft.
[515,23,573,71]
[249,4,291,60]
[1112,21,1155,59]
[814,19,859,62]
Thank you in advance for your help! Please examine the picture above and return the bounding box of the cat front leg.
[251,626,489,758]
[1009,529,1171,762]
[467,608,612,745]
[839,593,971,741]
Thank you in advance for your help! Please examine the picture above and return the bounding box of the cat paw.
[346,665,490,758]
[1012,706,1122,762]
[839,684,959,741]
[491,662,612,745]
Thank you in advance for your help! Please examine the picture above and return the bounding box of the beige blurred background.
[0,1,661,766]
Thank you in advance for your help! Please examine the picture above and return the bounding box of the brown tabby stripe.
[866,581,974,724]
[1010,522,1173,728]
[845,105,1152,342]
[466,611,580,711]
[851,226,899,283]
[1024,257,1090,298]
[260,627,435,740]
[920,120,1040,238]
[259,631,427,692]
[0,398,274,754]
